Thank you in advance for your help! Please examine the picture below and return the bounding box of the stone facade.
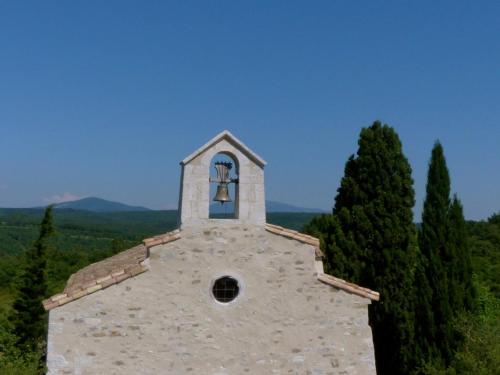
[47,225,376,374]
[45,131,378,374]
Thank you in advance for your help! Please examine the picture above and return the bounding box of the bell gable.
[178,130,266,228]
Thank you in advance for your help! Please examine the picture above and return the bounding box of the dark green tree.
[10,205,55,351]
[303,214,346,276]
[413,247,437,364]
[307,121,418,374]
[488,211,500,225]
[448,196,475,313]
[417,142,454,364]
[110,238,126,255]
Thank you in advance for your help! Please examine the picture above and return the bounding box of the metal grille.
[212,276,239,303]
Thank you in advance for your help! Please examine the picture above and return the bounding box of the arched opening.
[209,152,239,219]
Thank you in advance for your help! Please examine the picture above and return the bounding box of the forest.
[0,123,499,374]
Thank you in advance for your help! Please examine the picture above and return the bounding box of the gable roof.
[43,225,379,311]
[180,130,267,168]
[42,230,180,311]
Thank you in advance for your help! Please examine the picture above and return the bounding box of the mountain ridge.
[54,197,151,212]
[35,197,327,213]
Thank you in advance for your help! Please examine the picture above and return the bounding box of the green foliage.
[0,256,19,293]
[418,278,500,375]
[0,334,40,375]
[448,197,475,312]
[413,247,437,362]
[417,142,453,362]
[488,212,500,226]
[307,121,418,374]
[303,214,341,275]
[0,313,41,375]
[0,209,179,257]
[468,215,500,298]
[416,143,476,366]
[9,207,54,352]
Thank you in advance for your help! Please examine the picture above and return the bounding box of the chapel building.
[44,131,379,374]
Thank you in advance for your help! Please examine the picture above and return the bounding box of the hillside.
[0,208,319,257]
[0,208,177,256]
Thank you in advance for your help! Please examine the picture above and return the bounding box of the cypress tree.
[413,248,437,364]
[417,141,453,364]
[303,214,342,276]
[10,206,55,351]
[312,121,418,374]
[448,196,475,313]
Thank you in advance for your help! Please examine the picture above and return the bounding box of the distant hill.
[32,196,325,214]
[210,200,327,214]
[54,197,151,213]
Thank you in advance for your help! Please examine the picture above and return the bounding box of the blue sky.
[0,1,498,220]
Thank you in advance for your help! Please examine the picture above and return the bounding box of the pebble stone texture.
[47,224,376,375]
[178,130,266,228]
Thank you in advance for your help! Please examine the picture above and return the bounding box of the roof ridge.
[43,229,181,311]
[142,229,180,248]
[264,223,322,258]
[180,130,267,167]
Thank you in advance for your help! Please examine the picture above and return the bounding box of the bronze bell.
[212,161,233,204]
[213,184,232,204]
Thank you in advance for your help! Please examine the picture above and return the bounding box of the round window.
[212,276,239,303]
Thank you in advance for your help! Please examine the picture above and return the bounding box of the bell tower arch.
[178,130,266,229]
[208,151,239,219]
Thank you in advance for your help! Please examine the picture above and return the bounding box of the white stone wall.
[179,138,266,228]
[47,226,376,375]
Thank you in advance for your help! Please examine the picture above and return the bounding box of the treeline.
[0,209,313,258]
[305,122,499,374]
[0,208,180,256]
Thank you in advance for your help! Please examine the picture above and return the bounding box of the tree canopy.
[10,206,54,352]
[307,121,418,374]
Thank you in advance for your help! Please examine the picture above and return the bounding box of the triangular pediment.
[180,130,267,168]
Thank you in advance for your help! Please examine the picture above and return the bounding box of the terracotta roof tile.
[43,229,181,311]
[265,223,323,259]
[318,273,380,301]
[143,229,180,248]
